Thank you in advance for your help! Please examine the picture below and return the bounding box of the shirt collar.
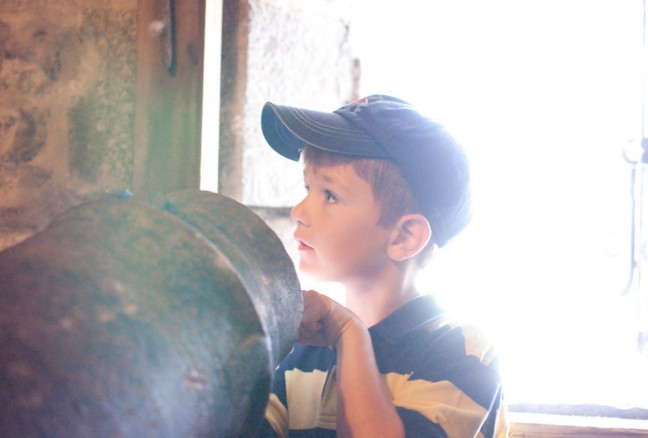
[369,294,445,343]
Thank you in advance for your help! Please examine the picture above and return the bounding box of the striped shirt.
[260,294,508,437]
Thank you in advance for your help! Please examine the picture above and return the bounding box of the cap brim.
[261,102,388,161]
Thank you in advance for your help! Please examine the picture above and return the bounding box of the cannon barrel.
[0,191,302,437]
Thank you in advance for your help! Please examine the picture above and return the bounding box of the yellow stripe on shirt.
[285,368,331,430]
[385,372,488,438]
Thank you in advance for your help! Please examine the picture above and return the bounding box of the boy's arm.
[335,318,405,437]
[299,290,405,438]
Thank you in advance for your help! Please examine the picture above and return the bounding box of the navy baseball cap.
[261,95,470,247]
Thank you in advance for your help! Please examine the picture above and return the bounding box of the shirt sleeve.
[378,323,508,438]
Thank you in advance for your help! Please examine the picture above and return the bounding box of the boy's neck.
[343,264,421,327]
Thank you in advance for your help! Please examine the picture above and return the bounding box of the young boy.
[257,95,507,437]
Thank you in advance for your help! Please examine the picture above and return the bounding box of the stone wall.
[0,0,137,251]
[219,0,358,209]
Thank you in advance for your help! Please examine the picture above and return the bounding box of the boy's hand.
[298,290,406,437]
[298,290,358,347]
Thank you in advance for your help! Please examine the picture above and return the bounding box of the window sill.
[509,412,648,437]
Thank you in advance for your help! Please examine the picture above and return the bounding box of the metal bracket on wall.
[160,0,176,75]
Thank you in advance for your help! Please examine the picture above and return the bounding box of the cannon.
[0,190,302,437]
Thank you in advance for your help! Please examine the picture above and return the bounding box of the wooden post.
[134,0,206,196]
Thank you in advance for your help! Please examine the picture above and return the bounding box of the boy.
[258,95,507,437]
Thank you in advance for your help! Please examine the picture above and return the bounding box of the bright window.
[353,0,648,412]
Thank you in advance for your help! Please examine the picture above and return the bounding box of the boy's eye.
[324,190,337,203]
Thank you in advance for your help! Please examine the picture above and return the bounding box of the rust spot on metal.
[185,367,207,390]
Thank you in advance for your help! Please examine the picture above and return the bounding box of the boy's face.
[291,161,393,283]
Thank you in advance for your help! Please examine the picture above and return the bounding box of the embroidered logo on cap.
[340,95,384,114]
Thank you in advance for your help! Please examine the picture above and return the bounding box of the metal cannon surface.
[0,190,302,437]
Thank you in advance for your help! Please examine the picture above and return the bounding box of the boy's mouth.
[295,237,313,251]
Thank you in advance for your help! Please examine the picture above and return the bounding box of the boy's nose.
[290,197,307,225]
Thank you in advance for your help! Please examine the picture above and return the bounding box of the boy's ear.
[387,214,432,262]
